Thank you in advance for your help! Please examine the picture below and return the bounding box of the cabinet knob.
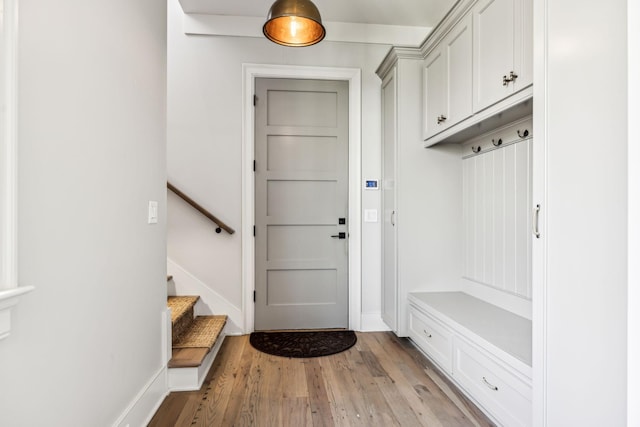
[423,329,432,338]
[436,115,447,124]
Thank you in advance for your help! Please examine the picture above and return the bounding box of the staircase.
[166,293,227,391]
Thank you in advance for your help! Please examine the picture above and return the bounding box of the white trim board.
[0,0,35,341]
[242,64,362,334]
[360,312,391,332]
[184,14,432,47]
[532,0,549,424]
[112,365,168,427]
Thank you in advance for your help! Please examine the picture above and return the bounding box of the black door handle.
[331,232,346,239]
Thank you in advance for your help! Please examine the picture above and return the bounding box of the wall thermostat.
[364,179,379,190]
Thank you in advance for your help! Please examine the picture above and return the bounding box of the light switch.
[148,201,158,224]
[364,209,378,223]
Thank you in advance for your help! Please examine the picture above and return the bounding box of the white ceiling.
[178,0,457,28]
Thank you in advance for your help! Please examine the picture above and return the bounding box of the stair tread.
[172,315,227,349]
[168,347,210,368]
[167,295,199,324]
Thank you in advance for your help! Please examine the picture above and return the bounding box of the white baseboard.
[360,312,391,332]
[167,258,243,334]
[168,334,226,392]
[112,366,168,427]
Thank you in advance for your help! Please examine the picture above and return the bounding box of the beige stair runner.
[167,295,227,369]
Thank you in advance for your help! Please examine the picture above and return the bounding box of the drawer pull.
[423,330,432,338]
[482,377,499,391]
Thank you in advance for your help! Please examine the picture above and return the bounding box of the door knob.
[331,232,346,239]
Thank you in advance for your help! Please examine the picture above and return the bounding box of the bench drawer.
[452,336,532,427]
[408,305,454,372]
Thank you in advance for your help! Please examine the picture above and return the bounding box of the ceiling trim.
[183,14,432,46]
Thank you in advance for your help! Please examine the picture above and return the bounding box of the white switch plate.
[364,209,378,223]
[148,201,158,224]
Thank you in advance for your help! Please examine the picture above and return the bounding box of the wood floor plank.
[193,336,248,426]
[360,332,444,426]
[281,397,313,427]
[149,332,495,427]
[304,358,336,427]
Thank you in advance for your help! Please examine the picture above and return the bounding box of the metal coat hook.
[492,138,502,147]
[472,146,482,154]
[517,129,529,139]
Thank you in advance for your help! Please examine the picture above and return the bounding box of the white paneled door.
[254,78,349,330]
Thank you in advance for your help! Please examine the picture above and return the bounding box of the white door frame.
[241,64,362,334]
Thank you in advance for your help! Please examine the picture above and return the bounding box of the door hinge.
[253,94,257,106]
[253,290,256,302]
[253,160,256,172]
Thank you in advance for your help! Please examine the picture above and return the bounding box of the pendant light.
[263,0,326,47]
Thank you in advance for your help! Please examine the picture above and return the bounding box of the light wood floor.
[149,332,495,427]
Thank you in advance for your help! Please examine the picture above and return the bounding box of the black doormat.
[249,330,357,358]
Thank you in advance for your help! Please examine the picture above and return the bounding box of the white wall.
[538,0,628,425]
[167,0,391,324]
[0,0,168,425]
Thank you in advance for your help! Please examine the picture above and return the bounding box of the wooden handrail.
[167,182,235,235]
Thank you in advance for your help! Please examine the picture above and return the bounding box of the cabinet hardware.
[482,377,499,391]
[472,146,482,154]
[492,138,502,147]
[533,204,541,238]
[517,129,529,139]
[436,114,447,124]
[423,330,432,338]
[502,70,519,86]
[391,210,396,226]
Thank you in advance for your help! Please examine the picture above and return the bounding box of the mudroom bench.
[408,291,532,426]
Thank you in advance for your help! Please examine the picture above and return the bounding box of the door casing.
[242,64,362,334]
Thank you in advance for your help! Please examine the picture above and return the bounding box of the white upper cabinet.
[423,14,473,139]
[423,49,446,139]
[473,0,533,112]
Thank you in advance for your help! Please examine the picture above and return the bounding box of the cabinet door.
[513,0,533,91]
[473,0,515,112]
[423,48,447,139]
[381,69,398,331]
[445,13,473,127]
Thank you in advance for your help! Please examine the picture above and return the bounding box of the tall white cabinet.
[378,0,537,424]
[378,49,462,337]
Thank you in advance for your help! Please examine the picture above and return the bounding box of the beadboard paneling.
[463,139,532,299]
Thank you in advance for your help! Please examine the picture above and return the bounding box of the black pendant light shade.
[263,0,326,47]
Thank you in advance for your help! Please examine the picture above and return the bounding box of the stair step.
[167,295,200,345]
[173,315,227,349]
[168,348,211,368]
[168,315,227,369]
[167,295,199,324]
